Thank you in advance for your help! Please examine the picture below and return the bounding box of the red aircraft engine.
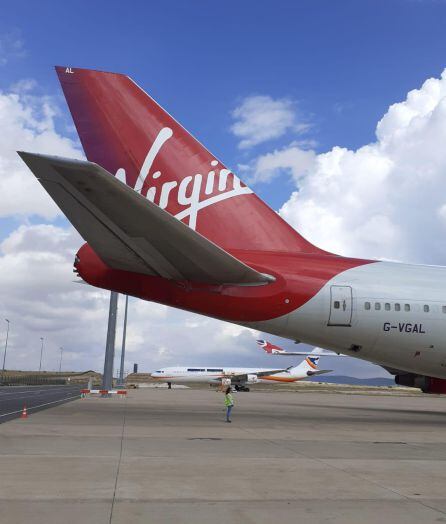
[395,374,446,394]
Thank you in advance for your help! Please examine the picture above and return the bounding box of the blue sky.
[1,0,446,376]
[3,0,446,206]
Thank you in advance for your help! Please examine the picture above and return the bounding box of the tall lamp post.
[118,295,129,387]
[102,291,118,391]
[59,347,63,373]
[39,337,44,372]
[2,319,10,372]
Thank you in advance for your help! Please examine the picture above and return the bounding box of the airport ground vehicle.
[18,66,446,394]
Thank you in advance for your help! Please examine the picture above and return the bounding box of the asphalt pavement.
[0,385,82,423]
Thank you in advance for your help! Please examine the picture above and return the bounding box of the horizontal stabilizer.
[270,352,347,357]
[307,370,332,377]
[18,152,274,285]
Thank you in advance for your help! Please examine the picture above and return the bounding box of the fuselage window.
[385,303,391,311]
[395,303,401,311]
[404,304,410,312]
[364,302,371,310]
[375,303,381,311]
[424,305,430,313]
[334,301,340,309]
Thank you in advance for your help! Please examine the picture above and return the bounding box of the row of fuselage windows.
[187,368,223,373]
[154,369,224,373]
[362,302,446,313]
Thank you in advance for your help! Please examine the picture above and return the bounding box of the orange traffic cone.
[21,404,28,419]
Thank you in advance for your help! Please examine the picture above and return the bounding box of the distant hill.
[309,375,395,387]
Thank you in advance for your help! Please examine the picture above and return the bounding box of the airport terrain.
[1,386,446,523]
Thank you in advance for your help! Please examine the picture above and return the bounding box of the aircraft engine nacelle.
[395,373,446,394]
[246,374,259,384]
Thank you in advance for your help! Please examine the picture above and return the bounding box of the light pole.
[102,291,118,391]
[59,347,63,373]
[2,319,10,372]
[39,337,44,372]
[118,295,129,387]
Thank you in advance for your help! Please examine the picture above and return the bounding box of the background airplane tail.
[292,355,321,375]
[56,66,324,254]
[257,339,283,353]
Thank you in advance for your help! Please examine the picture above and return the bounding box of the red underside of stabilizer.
[76,243,373,322]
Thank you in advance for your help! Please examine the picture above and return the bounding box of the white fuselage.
[151,364,313,385]
[250,261,446,379]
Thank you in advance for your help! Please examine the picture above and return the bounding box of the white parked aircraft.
[151,355,331,391]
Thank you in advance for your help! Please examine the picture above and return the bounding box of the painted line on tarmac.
[0,394,80,418]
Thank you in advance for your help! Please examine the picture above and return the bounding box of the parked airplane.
[257,340,290,355]
[151,355,331,391]
[18,66,446,395]
[257,340,346,357]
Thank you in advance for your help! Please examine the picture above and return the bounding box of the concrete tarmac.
[1,388,446,524]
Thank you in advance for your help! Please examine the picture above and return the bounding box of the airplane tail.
[55,66,324,254]
[295,355,320,374]
[290,352,332,377]
[256,339,283,354]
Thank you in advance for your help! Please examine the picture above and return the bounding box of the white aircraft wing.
[224,369,288,382]
[269,349,347,357]
[19,152,274,286]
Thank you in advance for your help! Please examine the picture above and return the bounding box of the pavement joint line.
[0,394,80,418]
[239,418,446,518]
[2,497,435,504]
[109,396,127,524]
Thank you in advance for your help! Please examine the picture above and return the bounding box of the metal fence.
[0,375,67,386]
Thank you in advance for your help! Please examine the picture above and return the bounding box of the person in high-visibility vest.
[224,387,234,423]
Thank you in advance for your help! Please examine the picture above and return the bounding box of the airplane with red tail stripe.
[18,66,446,395]
[257,339,347,357]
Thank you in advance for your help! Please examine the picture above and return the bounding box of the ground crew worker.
[224,387,234,423]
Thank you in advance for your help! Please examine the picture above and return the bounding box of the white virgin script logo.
[115,127,252,230]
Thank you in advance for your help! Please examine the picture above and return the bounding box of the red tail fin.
[257,340,284,353]
[56,66,322,254]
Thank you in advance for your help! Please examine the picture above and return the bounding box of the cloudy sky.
[1,0,446,377]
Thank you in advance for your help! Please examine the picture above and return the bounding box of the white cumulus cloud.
[266,69,446,264]
[0,87,82,219]
[245,143,316,184]
[231,95,309,149]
